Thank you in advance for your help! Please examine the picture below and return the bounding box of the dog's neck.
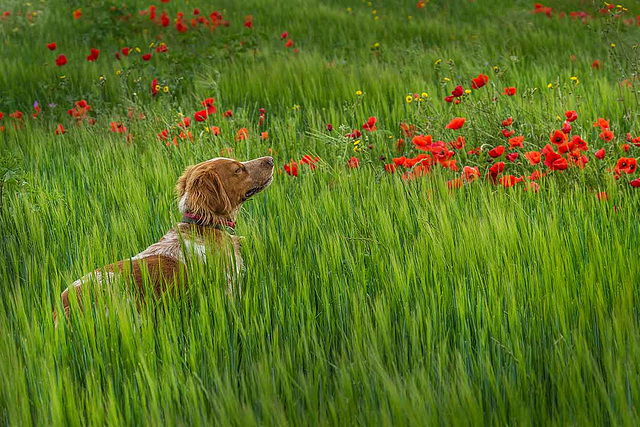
[180,212,236,235]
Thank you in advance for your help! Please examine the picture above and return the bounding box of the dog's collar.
[181,212,236,235]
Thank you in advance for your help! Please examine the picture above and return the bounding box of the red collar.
[181,212,236,234]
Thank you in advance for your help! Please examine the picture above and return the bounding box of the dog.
[56,156,274,322]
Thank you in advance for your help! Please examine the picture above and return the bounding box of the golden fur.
[56,156,274,324]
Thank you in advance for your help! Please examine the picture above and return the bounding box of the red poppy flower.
[503,86,516,96]
[549,130,567,145]
[55,54,67,66]
[9,110,23,120]
[488,145,505,158]
[451,85,464,97]
[201,98,216,114]
[506,152,519,162]
[47,42,56,51]
[176,20,188,33]
[525,151,541,165]
[156,43,168,53]
[411,135,432,150]
[211,126,221,136]
[561,121,571,134]
[509,136,524,149]
[463,166,480,182]
[73,9,81,19]
[157,129,168,141]
[244,15,253,28]
[281,31,288,39]
[501,117,513,127]
[160,11,170,26]
[593,118,609,130]
[623,144,630,152]
[151,78,158,96]
[299,155,320,169]
[284,160,298,177]
[592,60,602,69]
[471,74,488,89]
[54,124,65,135]
[181,117,191,128]
[450,136,465,150]
[502,129,514,138]
[444,95,454,103]
[392,156,407,167]
[594,148,605,159]
[222,110,233,118]
[346,129,361,139]
[571,135,588,151]
[544,150,567,170]
[599,129,614,142]
[110,122,127,133]
[261,132,268,140]
[285,39,294,48]
[347,157,359,169]
[235,127,248,141]
[551,157,568,171]
[86,48,99,61]
[362,116,377,131]
[142,53,152,61]
[445,117,465,130]
[194,110,207,122]
[384,164,397,174]
[615,157,637,174]
[489,162,505,175]
[564,110,577,122]
[630,178,640,188]
[499,175,523,188]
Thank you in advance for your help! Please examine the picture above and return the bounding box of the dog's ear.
[176,165,194,199]
[187,168,232,218]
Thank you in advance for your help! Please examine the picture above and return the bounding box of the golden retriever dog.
[56,156,274,322]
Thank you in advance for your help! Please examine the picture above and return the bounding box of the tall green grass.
[2,0,640,424]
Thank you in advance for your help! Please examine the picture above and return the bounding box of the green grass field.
[2,0,640,424]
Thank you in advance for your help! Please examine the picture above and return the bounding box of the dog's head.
[176,156,274,222]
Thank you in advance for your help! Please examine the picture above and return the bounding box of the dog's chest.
[180,234,244,278]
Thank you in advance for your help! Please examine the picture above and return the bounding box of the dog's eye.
[235,168,242,174]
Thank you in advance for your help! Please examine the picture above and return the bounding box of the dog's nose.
[263,156,274,167]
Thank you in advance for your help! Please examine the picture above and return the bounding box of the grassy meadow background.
[2,0,640,424]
